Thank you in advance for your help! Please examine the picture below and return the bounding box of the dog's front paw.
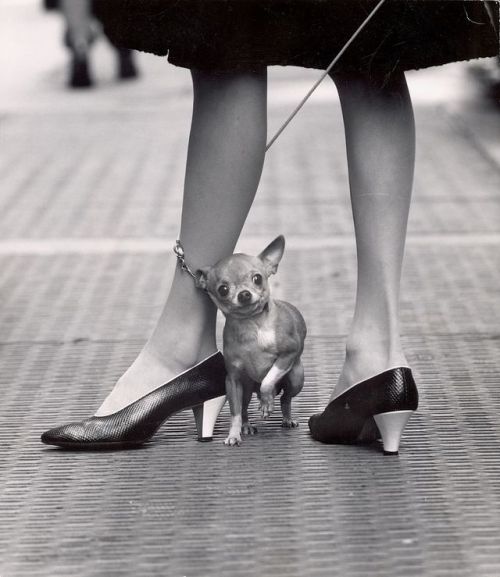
[260,397,274,419]
[224,433,242,446]
[259,395,275,419]
[242,424,258,435]
[282,418,299,428]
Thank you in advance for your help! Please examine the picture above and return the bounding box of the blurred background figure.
[473,56,500,106]
[471,4,500,106]
[491,60,500,103]
[44,0,139,88]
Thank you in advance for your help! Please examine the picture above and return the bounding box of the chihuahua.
[196,235,306,446]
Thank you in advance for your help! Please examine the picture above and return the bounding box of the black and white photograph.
[0,1,499,575]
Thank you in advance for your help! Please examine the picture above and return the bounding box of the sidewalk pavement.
[1,2,500,577]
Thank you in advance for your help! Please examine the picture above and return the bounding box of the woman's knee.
[191,67,267,95]
[331,69,408,99]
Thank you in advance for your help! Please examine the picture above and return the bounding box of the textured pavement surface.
[1,2,500,577]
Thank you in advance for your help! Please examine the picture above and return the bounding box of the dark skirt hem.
[94,0,499,73]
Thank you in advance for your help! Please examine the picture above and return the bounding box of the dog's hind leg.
[280,360,304,428]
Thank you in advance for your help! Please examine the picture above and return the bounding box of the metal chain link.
[173,240,208,291]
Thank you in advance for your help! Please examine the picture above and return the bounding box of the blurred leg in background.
[484,57,500,105]
[60,0,94,87]
[471,2,500,106]
[44,0,139,88]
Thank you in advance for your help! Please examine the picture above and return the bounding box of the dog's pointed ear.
[258,235,285,276]
[195,267,211,291]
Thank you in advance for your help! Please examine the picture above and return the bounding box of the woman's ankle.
[141,268,219,364]
[333,337,408,399]
[145,324,217,371]
[94,320,217,416]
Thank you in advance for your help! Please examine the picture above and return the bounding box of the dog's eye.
[218,285,229,298]
[253,274,263,286]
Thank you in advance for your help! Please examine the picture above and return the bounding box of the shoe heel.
[373,410,414,455]
[193,395,226,442]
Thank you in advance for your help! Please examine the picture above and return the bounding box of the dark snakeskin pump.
[308,367,418,455]
[41,352,226,449]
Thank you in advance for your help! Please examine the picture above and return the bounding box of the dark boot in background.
[117,48,138,81]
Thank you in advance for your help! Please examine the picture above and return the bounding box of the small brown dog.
[196,236,306,446]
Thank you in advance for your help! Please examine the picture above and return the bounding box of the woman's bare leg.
[96,69,267,415]
[60,0,92,57]
[331,71,415,399]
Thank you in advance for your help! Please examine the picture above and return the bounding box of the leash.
[175,0,387,271]
[173,239,205,285]
[266,0,387,151]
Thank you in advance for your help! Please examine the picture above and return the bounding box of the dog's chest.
[256,326,276,349]
[223,317,279,381]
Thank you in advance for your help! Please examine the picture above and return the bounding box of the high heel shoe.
[41,352,226,449]
[308,367,418,455]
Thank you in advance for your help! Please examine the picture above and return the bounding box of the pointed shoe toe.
[40,419,144,449]
[41,423,82,446]
[41,425,69,446]
[308,409,378,445]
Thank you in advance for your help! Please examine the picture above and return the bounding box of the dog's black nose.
[237,290,252,304]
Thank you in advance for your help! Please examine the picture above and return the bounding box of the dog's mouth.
[229,299,268,318]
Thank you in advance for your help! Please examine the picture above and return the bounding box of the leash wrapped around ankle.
[174,240,207,290]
